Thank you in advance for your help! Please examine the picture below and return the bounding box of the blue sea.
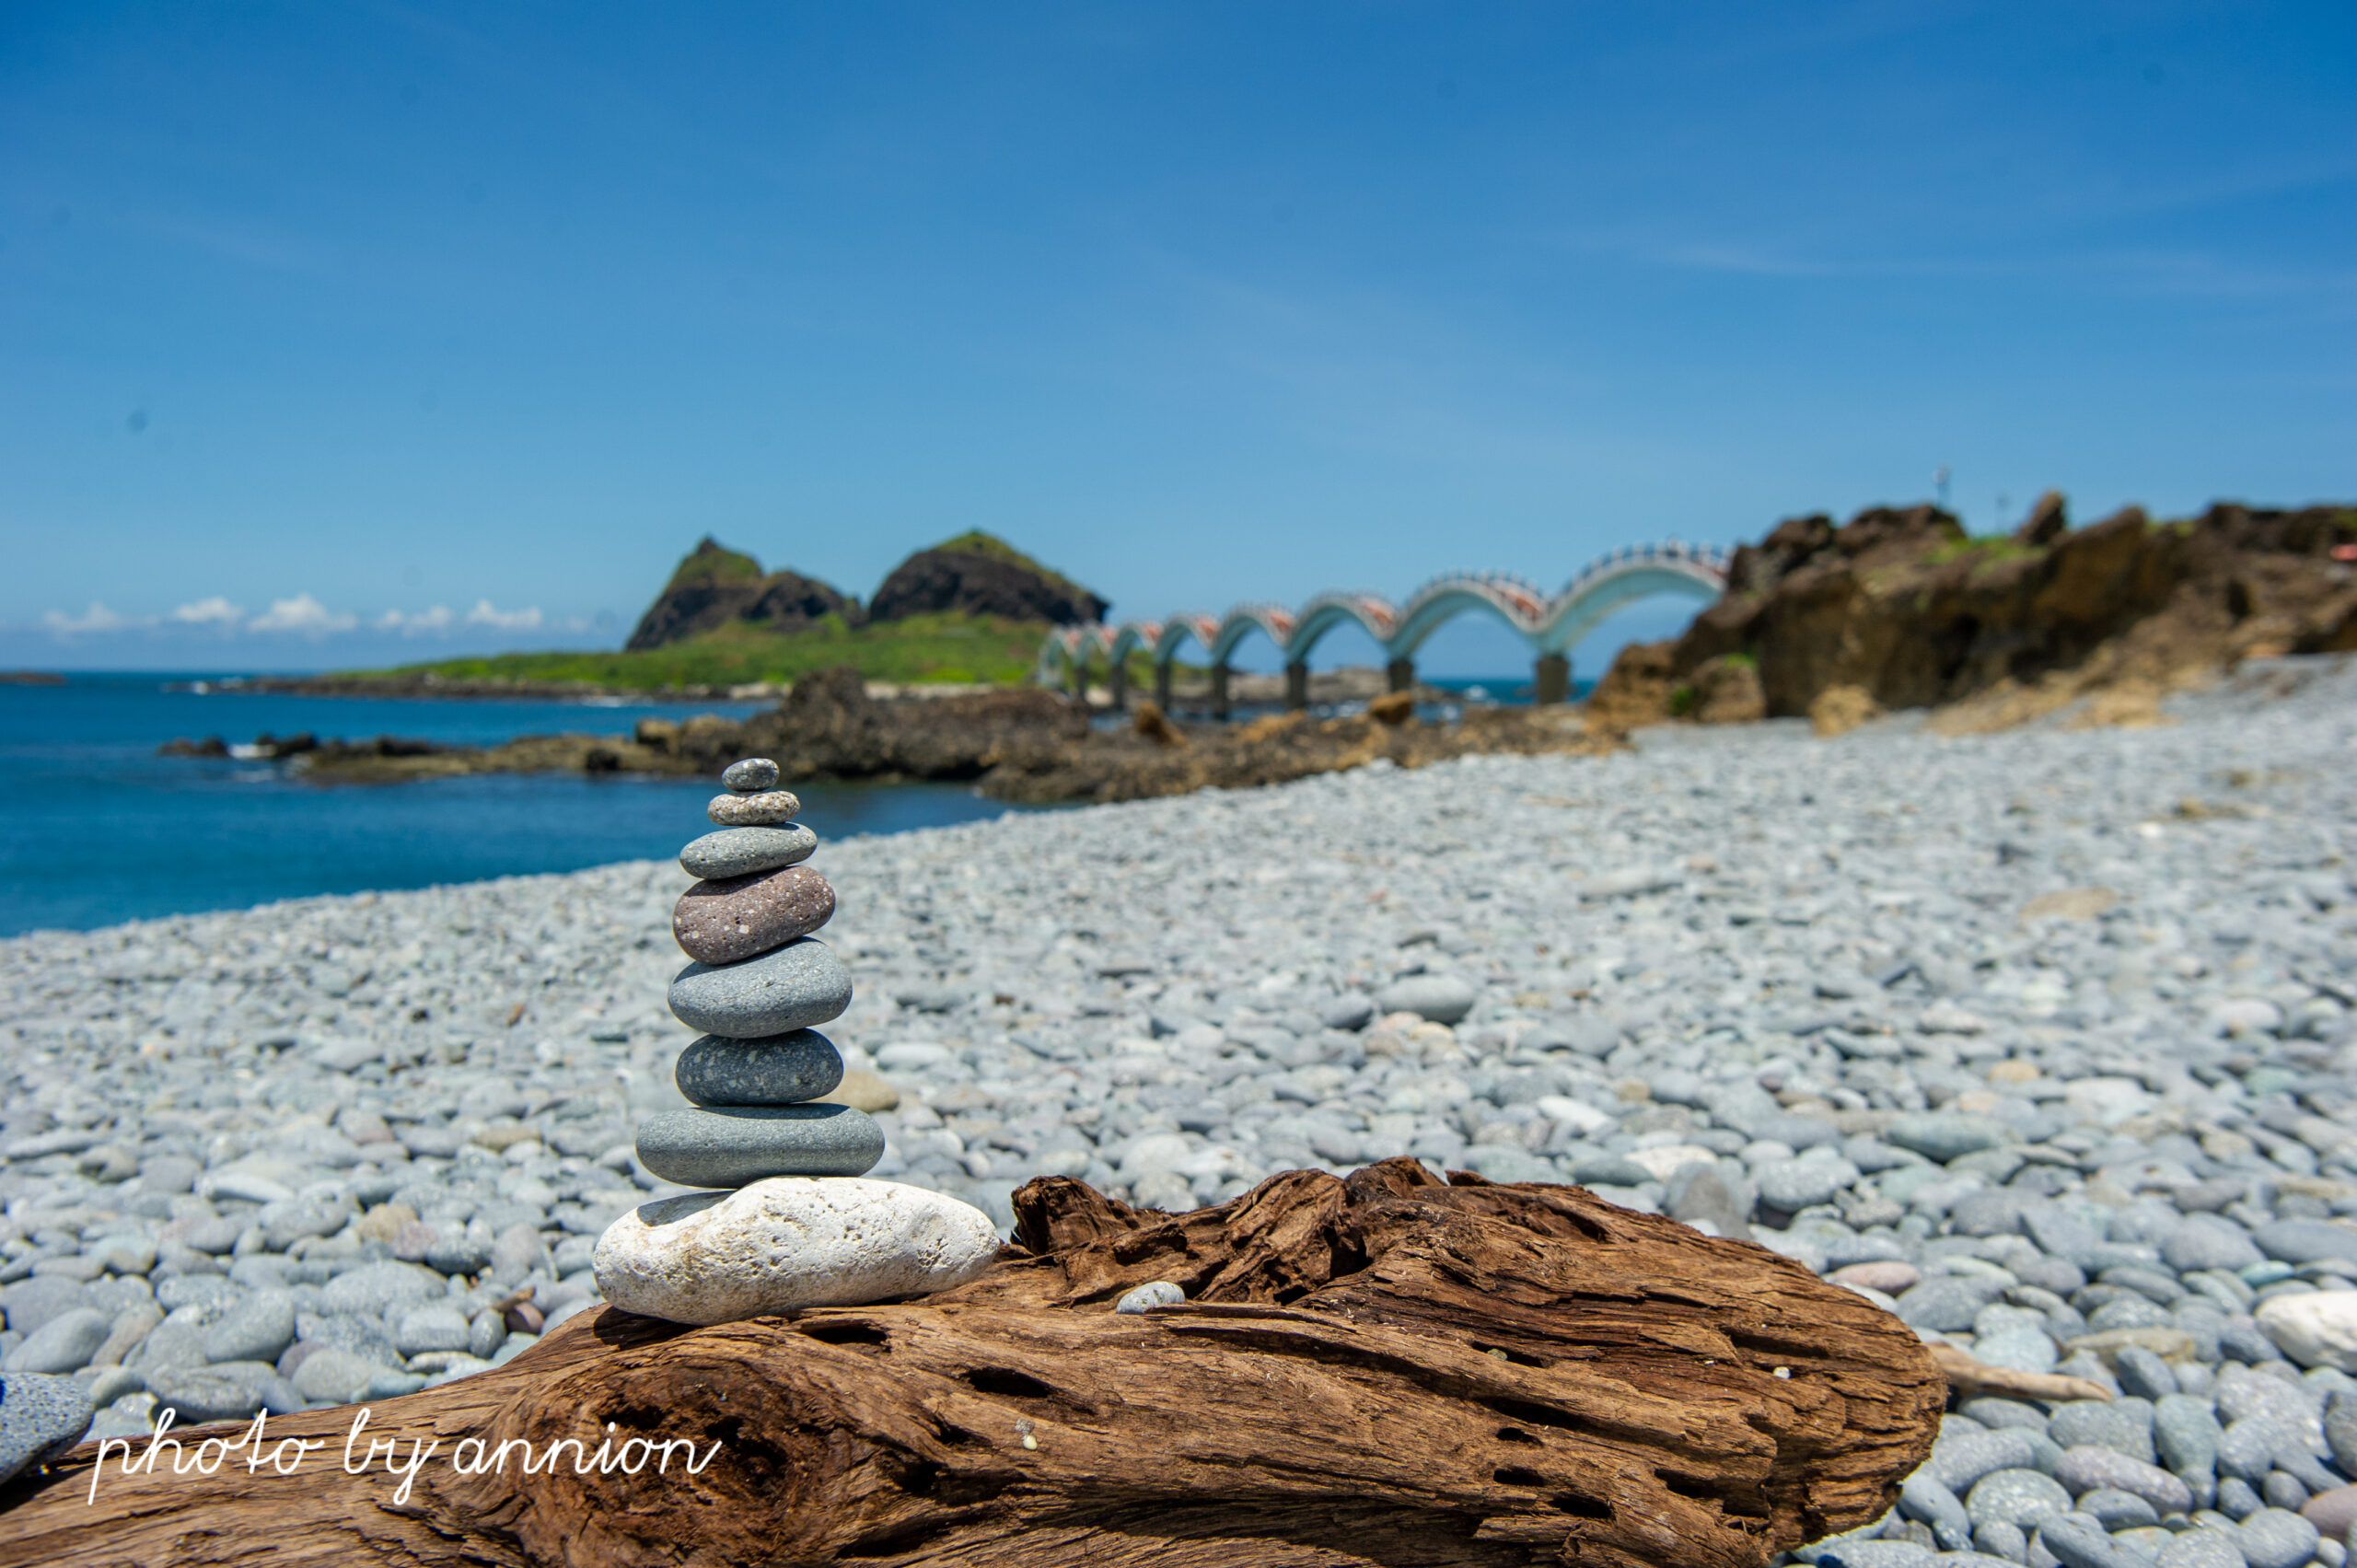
[0,673,1052,937]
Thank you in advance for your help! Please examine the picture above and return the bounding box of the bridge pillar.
[1386,657,1415,694]
[1534,653,1571,706]
[1108,655,1128,712]
[1210,663,1231,721]
[1154,659,1172,711]
[1284,661,1308,712]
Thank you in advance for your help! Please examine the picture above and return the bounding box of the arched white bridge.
[1035,540,1731,714]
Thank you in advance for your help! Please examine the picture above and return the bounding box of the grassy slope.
[354,612,1052,689]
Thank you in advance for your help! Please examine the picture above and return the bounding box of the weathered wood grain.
[0,1160,1942,1568]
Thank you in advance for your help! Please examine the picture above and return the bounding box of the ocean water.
[0,673,1052,936]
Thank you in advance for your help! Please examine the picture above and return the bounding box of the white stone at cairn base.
[592,1178,1002,1325]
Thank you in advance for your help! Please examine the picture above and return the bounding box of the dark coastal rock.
[633,1104,885,1187]
[866,531,1107,625]
[625,537,862,651]
[675,1029,844,1107]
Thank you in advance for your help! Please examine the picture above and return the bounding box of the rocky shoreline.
[162,665,1616,802]
[12,653,2357,1556]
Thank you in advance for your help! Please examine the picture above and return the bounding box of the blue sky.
[4,3,2351,676]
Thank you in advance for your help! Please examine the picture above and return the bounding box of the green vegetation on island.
[348,611,1052,691]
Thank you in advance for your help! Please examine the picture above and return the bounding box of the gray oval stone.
[679,824,818,882]
[201,1290,296,1367]
[1372,973,1477,1024]
[721,758,779,792]
[634,1104,884,1188]
[2235,1507,2320,1568]
[1967,1468,2073,1529]
[1930,1428,2042,1493]
[145,1362,299,1425]
[2036,1514,2136,1568]
[676,1030,843,1107]
[5,1307,110,1375]
[2054,1445,2191,1515]
[2154,1393,2223,1473]
[0,1372,93,1487]
[669,939,853,1040]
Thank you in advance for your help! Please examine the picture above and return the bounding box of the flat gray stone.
[1930,1428,2042,1493]
[1756,1157,1857,1212]
[1886,1113,2011,1163]
[2035,1514,2136,1568]
[633,1104,884,1188]
[675,1029,843,1107]
[721,758,779,792]
[2053,1445,2191,1514]
[2254,1220,2357,1266]
[2154,1527,2247,1568]
[1967,1468,2072,1529]
[0,1372,93,1487]
[2074,1488,2159,1530]
[391,1302,470,1357]
[0,1277,96,1339]
[2164,1216,2265,1274]
[1897,1275,2009,1331]
[679,824,818,883]
[2235,1507,2319,1568]
[4,1307,110,1374]
[145,1362,299,1425]
[320,1261,441,1319]
[290,1345,386,1404]
[201,1290,295,1366]
[1372,973,1477,1024]
[668,938,853,1040]
[2048,1399,2154,1464]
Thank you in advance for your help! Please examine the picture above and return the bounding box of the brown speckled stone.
[673,865,836,965]
[707,789,800,827]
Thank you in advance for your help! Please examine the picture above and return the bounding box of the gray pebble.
[668,938,853,1039]
[2153,1527,2247,1568]
[1319,994,1375,1032]
[2113,1345,2179,1400]
[1933,1431,2043,1493]
[722,758,780,793]
[145,1361,300,1425]
[1,1278,97,1340]
[1900,1471,1974,1549]
[291,1345,385,1405]
[1886,1113,2012,1164]
[2164,1217,2266,1275]
[201,1291,295,1367]
[2053,1445,2192,1515]
[2254,1221,2357,1267]
[2034,1514,2136,1568]
[2235,1507,2321,1568]
[1967,1468,2073,1529]
[678,824,817,881]
[1372,973,1477,1025]
[706,788,800,827]
[1758,1157,1858,1212]
[0,1373,93,1487]
[2073,1488,2160,1530]
[674,1029,843,1107]
[391,1302,470,1357]
[633,1104,884,1188]
[1115,1281,1185,1314]
[2049,1399,2154,1465]
[4,1308,110,1375]
[1900,1276,2011,1332]
[321,1261,441,1319]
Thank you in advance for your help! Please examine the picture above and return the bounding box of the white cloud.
[42,601,134,633]
[376,605,455,634]
[169,596,245,626]
[465,599,542,631]
[247,593,358,634]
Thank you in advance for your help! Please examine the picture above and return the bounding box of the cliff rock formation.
[625,538,861,651]
[867,530,1109,624]
[1594,497,2357,729]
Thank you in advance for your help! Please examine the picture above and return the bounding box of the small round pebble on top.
[722,757,780,793]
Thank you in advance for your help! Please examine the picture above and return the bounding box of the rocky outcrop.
[1596,498,2357,728]
[624,538,861,652]
[866,531,1107,624]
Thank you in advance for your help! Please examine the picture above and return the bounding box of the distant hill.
[624,538,863,651]
[868,531,1109,625]
[625,530,1105,652]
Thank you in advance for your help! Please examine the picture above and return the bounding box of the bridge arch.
[1385,574,1550,661]
[1533,548,1726,654]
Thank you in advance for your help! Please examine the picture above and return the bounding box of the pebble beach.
[6,653,2357,1566]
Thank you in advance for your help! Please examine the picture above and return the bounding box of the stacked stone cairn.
[592,758,999,1326]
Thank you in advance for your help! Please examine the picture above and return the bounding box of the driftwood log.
[1,1159,1942,1568]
